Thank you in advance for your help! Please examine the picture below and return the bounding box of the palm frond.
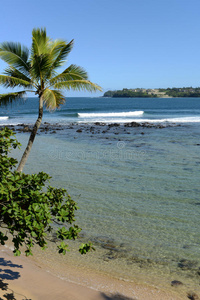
[4,67,32,85]
[31,28,57,82]
[30,53,53,82]
[42,88,66,110]
[0,27,102,112]
[54,80,102,92]
[0,91,26,106]
[31,28,51,57]
[0,42,30,75]
[50,39,74,69]
[0,75,33,89]
[49,64,88,86]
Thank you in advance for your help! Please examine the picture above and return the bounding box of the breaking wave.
[0,116,9,120]
[78,111,144,118]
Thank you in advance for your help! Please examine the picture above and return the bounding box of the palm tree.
[0,28,102,172]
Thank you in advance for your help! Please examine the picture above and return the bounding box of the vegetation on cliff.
[103,89,157,98]
[103,87,200,98]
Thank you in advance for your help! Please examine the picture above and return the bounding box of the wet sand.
[0,247,188,300]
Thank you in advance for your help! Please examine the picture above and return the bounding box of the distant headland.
[103,87,200,98]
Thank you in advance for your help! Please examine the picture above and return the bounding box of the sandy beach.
[0,247,190,300]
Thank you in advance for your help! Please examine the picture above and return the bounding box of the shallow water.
[11,121,200,295]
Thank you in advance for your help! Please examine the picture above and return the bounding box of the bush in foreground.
[0,127,94,256]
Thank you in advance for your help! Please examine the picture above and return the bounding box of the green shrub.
[0,127,94,256]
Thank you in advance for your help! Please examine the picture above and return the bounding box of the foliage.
[164,87,200,97]
[103,89,157,98]
[104,87,200,98]
[0,127,94,256]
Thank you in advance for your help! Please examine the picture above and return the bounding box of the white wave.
[77,116,200,124]
[0,116,9,120]
[133,116,200,123]
[78,111,144,118]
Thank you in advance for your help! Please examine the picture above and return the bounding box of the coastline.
[1,112,200,299]
[0,247,187,300]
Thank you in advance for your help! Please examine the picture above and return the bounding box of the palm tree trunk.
[17,96,43,172]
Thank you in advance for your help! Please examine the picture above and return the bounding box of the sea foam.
[0,116,9,120]
[78,111,144,118]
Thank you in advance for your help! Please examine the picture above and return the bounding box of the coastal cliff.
[103,87,200,98]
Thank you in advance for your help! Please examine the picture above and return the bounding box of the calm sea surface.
[1,97,200,294]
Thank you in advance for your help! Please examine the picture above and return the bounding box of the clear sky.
[0,0,200,97]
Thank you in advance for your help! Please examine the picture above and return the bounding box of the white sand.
[0,248,189,300]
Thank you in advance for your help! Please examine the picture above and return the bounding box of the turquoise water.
[13,120,200,294]
[3,97,200,293]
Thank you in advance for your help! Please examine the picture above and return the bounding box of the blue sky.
[0,0,200,97]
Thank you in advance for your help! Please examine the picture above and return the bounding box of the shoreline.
[1,123,199,299]
[0,247,188,300]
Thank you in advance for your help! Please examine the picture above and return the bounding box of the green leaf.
[0,42,30,73]
[79,242,95,255]
[0,91,27,107]
[14,249,21,256]
[42,88,65,110]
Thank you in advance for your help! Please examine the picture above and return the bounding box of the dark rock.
[196,267,200,276]
[93,236,116,248]
[76,129,82,133]
[23,126,30,132]
[127,255,154,268]
[178,259,197,271]
[141,132,144,135]
[102,243,118,251]
[17,125,32,132]
[92,236,128,256]
[130,122,140,127]
[103,249,127,261]
[171,280,183,287]
[50,233,59,242]
[187,292,200,300]
[130,209,138,216]
[182,245,191,249]
[108,123,120,128]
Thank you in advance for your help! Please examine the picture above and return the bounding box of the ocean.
[1,97,200,295]
[1,97,200,125]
